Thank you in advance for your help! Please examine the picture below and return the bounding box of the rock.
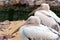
[35,0,45,5]
[0,20,11,31]
[0,34,15,40]
[46,0,60,10]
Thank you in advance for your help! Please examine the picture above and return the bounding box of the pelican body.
[19,16,60,40]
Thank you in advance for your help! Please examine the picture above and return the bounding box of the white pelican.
[19,16,60,40]
[41,3,60,25]
[34,3,60,32]
[36,3,60,25]
[35,10,59,32]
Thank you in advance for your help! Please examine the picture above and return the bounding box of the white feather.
[19,16,59,40]
[35,11,59,31]
[19,24,59,40]
[40,3,60,24]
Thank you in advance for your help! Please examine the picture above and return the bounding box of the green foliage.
[0,6,36,21]
[0,6,60,22]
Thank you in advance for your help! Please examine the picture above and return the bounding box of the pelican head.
[40,3,50,10]
[25,16,41,26]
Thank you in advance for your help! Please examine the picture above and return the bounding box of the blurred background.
[0,0,60,21]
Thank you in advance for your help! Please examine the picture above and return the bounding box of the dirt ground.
[0,20,25,40]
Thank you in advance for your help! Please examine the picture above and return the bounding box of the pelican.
[35,10,59,32]
[34,3,60,32]
[41,3,60,25]
[35,3,60,25]
[19,16,60,40]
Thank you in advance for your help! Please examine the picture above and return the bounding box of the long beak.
[28,6,41,16]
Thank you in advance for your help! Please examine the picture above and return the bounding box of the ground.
[0,20,25,40]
